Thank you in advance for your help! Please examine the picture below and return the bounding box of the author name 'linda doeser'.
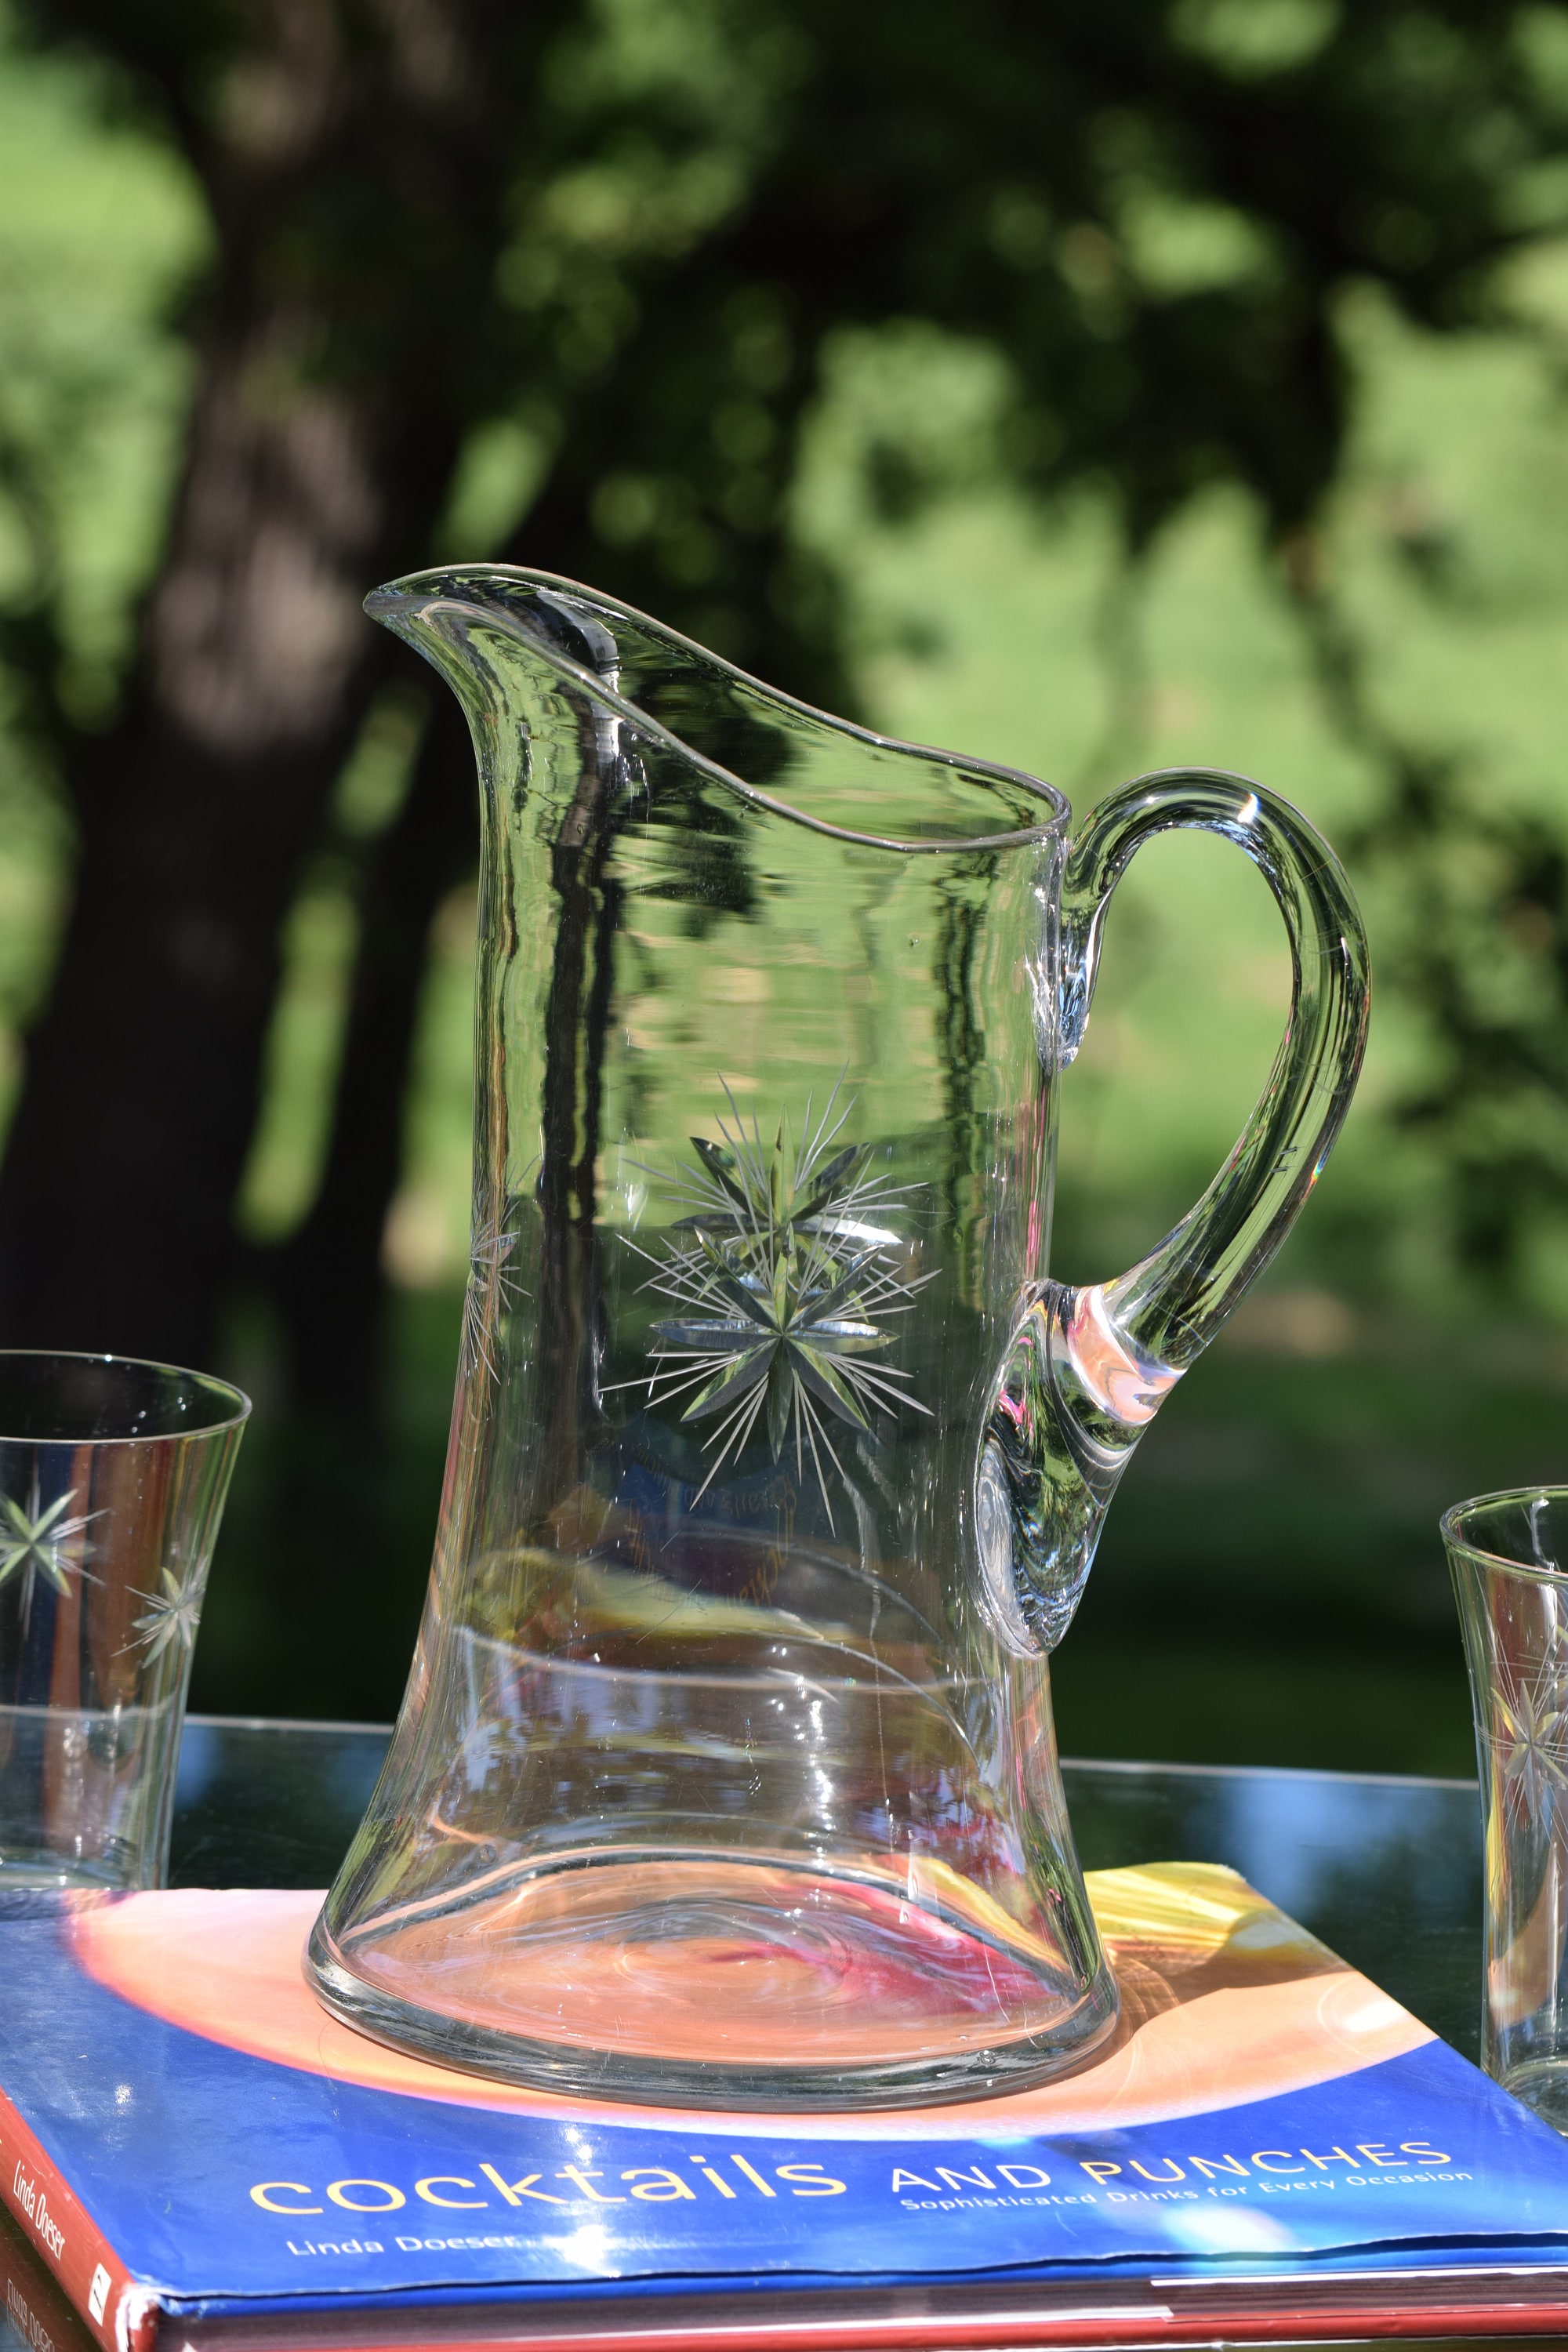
[248,2141,1464,2228]
[11,2166,64,2262]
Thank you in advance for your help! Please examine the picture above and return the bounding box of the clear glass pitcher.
[308,568,1368,2108]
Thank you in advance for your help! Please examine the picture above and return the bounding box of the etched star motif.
[460,1210,526,1384]
[0,1478,101,1629]
[618,1080,931,1523]
[1493,1642,1568,1811]
[128,1564,209,1667]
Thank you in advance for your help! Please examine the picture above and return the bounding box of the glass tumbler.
[0,1350,249,1891]
[1446,1486,1568,2132]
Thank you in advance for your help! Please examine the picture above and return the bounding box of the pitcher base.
[308,1849,1119,2109]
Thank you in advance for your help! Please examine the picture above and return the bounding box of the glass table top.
[168,1717,1486,2065]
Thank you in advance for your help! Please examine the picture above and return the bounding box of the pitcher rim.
[365,564,1071,854]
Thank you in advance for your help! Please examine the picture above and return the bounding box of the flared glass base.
[1498,2059,1568,2137]
[0,1857,128,1892]
[308,1849,1120,2109]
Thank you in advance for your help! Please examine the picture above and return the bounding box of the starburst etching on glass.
[460,1206,527,1385]
[0,1477,101,1632]
[620,1081,931,1520]
[1491,1636,1568,1814]
[127,1563,209,1668]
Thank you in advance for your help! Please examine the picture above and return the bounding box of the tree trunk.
[270,681,475,1419]
[0,0,539,1369]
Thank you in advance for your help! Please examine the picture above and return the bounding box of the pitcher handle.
[978,769,1368,1655]
[1061,768,1370,1384]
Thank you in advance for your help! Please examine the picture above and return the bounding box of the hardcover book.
[3,1864,1568,2352]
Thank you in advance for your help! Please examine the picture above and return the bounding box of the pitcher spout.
[361,564,1067,854]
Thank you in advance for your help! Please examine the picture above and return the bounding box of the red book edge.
[145,2295,1568,2352]
[227,2299,1568,2352]
[0,2078,157,2352]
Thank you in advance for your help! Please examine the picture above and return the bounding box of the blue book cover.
[3,1864,1568,2352]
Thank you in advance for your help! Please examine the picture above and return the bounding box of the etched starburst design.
[128,1563,209,1668]
[460,1208,526,1384]
[624,1082,931,1520]
[0,1478,101,1629]
[1492,1640,1568,1813]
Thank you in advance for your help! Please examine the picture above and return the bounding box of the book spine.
[0,2084,157,2352]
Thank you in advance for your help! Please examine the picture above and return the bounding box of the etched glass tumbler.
[310,568,1368,2107]
[1446,1487,1568,2132]
[0,1351,249,1890]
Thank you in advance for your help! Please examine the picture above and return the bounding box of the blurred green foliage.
[3,0,1568,1759]
[0,14,203,1112]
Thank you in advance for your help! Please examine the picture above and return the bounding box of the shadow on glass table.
[169,1719,1485,2065]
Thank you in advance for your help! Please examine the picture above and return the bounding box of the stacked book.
[2,1861,1566,2350]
